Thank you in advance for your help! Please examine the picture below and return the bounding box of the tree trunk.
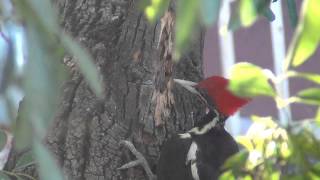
[46,0,205,179]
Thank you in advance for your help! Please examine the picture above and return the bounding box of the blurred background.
[203,0,320,135]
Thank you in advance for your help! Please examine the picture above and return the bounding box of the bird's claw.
[118,140,156,180]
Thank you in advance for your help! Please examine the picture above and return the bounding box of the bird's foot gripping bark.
[118,140,157,180]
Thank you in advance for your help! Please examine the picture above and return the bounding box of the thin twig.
[13,162,36,172]
[1,169,37,180]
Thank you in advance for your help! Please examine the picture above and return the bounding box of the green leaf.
[313,161,320,170]
[237,136,254,151]
[254,0,271,13]
[15,0,103,98]
[14,100,33,150]
[251,116,277,128]
[200,0,221,25]
[297,88,320,105]
[308,171,320,180]
[235,0,272,27]
[145,0,170,22]
[240,0,257,27]
[33,140,64,180]
[12,0,59,36]
[299,73,320,84]
[175,0,199,60]
[289,129,320,160]
[288,71,320,84]
[223,150,249,169]
[312,162,320,175]
[14,151,34,171]
[219,170,236,180]
[0,172,10,180]
[228,9,242,31]
[271,171,280,180]
[229,62,276,97]
[263,8,275,21]
[23,25,66,137]
[138,0,150,10]
[316,107,320,125]
[286,0,298,28]
[243,175,253,180]
[13,0,102,157]
[61,33,103,98]
[286,0,320,67]
[26,0,59,33]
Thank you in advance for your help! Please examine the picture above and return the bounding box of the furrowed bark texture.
[46,0,205,179]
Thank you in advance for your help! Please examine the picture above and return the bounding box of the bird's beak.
[173,79,200,96]
[174,79,212,112]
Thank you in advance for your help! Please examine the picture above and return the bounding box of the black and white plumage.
[157,110,239,180]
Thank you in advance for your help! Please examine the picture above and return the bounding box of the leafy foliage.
[175,0,200,59]
[0,0,103,179]
[142,0,299,60]
[297,88,320,105]
[229,62,275,97]
[200,0,221,26]
[144,0,170,22]
[239,0,259,27]
[222,0,320,179]
[60,34,103,97]
[288,71,320,84]
[286,0,320,68]
[286,0,298,28]
[221,116,320,180]
[33,140,64,180]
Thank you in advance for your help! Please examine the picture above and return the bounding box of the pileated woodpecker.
[157,76,250,180]
[119,76,250,180]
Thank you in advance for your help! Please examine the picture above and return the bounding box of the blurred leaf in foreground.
[288,71,320,84]
[219,170,236,180]
[60,34,103,98]
[286,0,320,68]
[316,107,320,125]
[286,0,298,28]
[14,150,34,171]
[229,62,276,97]
[0,172,10,180]
[223,150,249,171]
[263,7,275,21]
[297,88,320,105]
[240,0,257,27]
[222,116,293,179]
[200,0,221,25]
[14,0,103,98]
[145,0,170,22]
[23,24,66,137]
[175,0,199,60]
[239,0,273,27]
[33,140,64,180]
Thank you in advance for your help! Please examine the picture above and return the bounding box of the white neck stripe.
[188,116,219,135]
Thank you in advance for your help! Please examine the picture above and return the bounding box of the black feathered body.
[157,112,239,180]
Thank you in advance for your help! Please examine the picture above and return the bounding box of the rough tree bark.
[45,0,205,179]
